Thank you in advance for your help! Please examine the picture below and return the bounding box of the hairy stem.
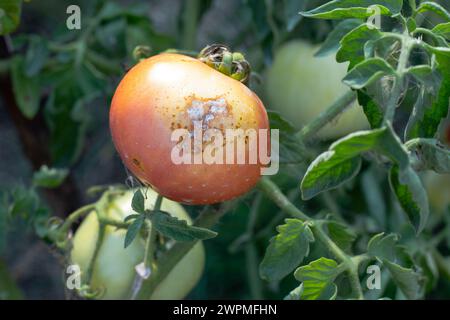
[181,0,200,50]
[144,195,163,269]
[383,33,412,125]
[85,221,106,285]
[246,195,264,299]
[294,91,357,141]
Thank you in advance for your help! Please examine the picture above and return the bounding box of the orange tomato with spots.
[110,53,269,205]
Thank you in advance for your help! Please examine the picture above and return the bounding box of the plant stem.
[245,195,264,299]
[383,33,412,125]
[257,177,310,221]
[99,217,129,229]
[144,195,163,269]
[294,91,357,142]
[85,221,106,285]
[60,204,96,233]
[181,0,200,50]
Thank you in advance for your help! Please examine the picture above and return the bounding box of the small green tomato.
[265,40,369,140]
[70,189,205,299]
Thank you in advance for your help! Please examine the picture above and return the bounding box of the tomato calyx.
[198,44,250,85]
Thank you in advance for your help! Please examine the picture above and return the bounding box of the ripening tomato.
[265,40,369,140]
[110,53,270,205]
[70,189,205,300]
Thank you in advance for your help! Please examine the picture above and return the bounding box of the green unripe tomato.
[423,171,450,214]
[265,40,369,140]
[70,189,205,299]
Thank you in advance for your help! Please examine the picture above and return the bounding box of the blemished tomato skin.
[265,40,369,140]
[70,189,205,300]
[110,53,269,205]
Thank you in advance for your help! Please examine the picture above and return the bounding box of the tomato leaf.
[343,57,395,90]
[367,233,399,262]
[301,125,409,200]
[259,219,314,282]
[326,220,356,253]
[131,189,145,214]
[32,165,68,188]
[284,284,303,300]
[336,24,382,68]
[0,0,22,35]
[294,257,340,300]
[408,46,450,139]
[432,22,450,40]
[357,91,383,129]
[11,56,40,119]
[124,215,144,248]
[315,19,363,57]
[389,165,429,233]
[300,0,403,19]
[150,211,217,242]
[301,152,362,200]
[417,2,450,22]
[383,260,423,300]
[25,35,49,77]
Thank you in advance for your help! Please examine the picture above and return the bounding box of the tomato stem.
[294,90,357,142]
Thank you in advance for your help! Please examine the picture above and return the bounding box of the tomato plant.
[0,0,449,302]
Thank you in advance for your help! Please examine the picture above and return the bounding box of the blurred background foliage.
[0,0,449,299]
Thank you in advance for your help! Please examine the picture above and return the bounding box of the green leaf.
[32,165,68,188]
[383,259,423,300]
[0,0,22,35]
[294,257,340,300]
[131,190,145,214]
[357,91,383,128]
[343,57,395,89]
[268,111,305,164]
[326,221,356,253]
[417,2,450,22]
[11,56,40,119]
[301,152,361,200]
[151,211,217,242]
[389,165,429,233]
[407,65,440,88]
[284,284,303,300]
[336,24,382,68]
[408,47,450,138]
[432,22,450,40]
[124,214,140,223]
[301,125,409,199]
[315,19,363,57]
[367,233,399,262]
[24,35,49,77]
[124,215,144,248]
[260,219,314,282]
[300,0,403,19]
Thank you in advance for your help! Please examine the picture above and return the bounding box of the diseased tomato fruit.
[70,189,205,299]
[264,40,369,140]
[110,53,270,205]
